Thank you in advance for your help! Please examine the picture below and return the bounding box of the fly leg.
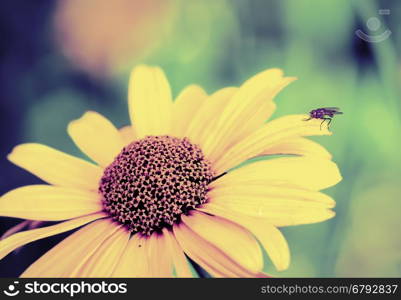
[320,117,332,130]
[303,117,312,121]
[326,118,332,129]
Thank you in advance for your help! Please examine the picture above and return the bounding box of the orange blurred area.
[53,0,172,77]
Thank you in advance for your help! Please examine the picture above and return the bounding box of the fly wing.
[323,107,343,114]
[322,107,340,111]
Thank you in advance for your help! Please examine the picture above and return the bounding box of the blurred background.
[0,0,400,277]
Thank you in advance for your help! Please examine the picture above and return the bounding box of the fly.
[304,107,343,130]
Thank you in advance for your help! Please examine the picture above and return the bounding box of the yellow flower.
[0,65,341,277]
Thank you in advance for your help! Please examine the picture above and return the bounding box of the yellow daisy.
[0,65,341,277]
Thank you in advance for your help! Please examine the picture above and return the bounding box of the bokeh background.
[1,0,400,277]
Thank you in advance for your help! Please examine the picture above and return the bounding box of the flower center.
[99,135,214,236]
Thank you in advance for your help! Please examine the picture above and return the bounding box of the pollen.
[99,136,214,236]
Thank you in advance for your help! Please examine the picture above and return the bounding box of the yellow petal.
[182,212,263,273]
[185,87,237,147]
[7,143,103,190]
[208,192,335,227]
[2,220,44,241]
[67,111,124,167]
[1,220,31,240]
[204,69,296,164]
[75,226,129,277]
[128,65,173,138]
[213,114,332,173]
[0,212,105,260]
[162,228,193,277]
[119,125,137,145]
[209,185,336,207]
[21,218,119,277]
[176,211,263,276]
[172,85,208,138]
[0,185,102,221]
[112,234,150,277]
[173,223,233,277]
[147,233,174,277]
[211,157,342,191]
[261,137,332,159]
[199,203,290,271]
[112,232,174,278]
[173,216,266,278]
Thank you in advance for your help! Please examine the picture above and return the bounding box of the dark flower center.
[99,136,214,236]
